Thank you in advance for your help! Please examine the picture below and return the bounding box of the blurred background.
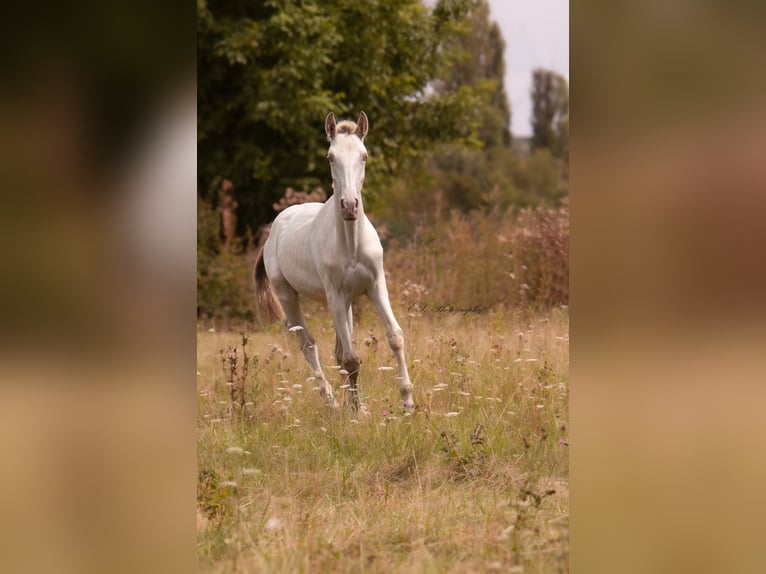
[572,2,766,573]
[0,1,196,572]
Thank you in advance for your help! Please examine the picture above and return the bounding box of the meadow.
[197,299,568,573]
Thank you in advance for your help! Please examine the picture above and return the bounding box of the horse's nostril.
[354,198,359,208]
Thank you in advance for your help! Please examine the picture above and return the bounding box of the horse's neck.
[337,211,363,263]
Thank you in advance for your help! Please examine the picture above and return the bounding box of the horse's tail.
[253,249,284,323]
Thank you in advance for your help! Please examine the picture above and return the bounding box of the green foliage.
[377,145,567,233]
[508,148,569,205]
[197,251,256,325]
[198,0,488,230]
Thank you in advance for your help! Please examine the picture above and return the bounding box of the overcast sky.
[487,0,569,137]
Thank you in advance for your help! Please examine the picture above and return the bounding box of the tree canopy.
[198,0,496,230]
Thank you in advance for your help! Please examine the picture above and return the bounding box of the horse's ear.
[355,111,368,141]
[325,112,336,141]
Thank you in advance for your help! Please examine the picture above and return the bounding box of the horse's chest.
[339,261,374,296]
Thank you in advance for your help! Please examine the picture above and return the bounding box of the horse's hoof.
[323,394,339,409]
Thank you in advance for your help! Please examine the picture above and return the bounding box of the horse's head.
[325,112,368,221]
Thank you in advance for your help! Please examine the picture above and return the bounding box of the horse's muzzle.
[340,198,359,220]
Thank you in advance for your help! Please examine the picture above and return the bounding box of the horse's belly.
[282,265,325,298]
[276,240,322,295]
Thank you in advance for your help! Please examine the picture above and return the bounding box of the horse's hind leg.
[273,282,336,407]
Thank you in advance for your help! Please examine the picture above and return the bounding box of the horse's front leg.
[327,290,361,411]
[367,278,414,409]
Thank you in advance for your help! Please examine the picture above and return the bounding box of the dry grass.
[382,199,569,313]
[197,302,568,573]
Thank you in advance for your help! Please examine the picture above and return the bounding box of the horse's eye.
[361,153,368,163]
[328,153,335,163]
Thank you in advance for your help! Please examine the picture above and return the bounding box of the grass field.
[197,301,569,573]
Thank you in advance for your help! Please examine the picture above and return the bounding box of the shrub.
[197,184,257,325]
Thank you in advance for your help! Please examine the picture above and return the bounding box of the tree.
[440,0,511,147]
[530,68,568,163]
[198,0,486,232]
[388,0,513,219]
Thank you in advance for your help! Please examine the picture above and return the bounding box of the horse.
[253,112,414,411]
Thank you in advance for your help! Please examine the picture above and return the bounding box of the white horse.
[254,112,414,410]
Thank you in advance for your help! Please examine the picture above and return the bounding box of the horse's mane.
[335,120,357,135]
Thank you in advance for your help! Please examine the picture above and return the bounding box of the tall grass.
[197,306,569,572]
[384,198,569,312]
